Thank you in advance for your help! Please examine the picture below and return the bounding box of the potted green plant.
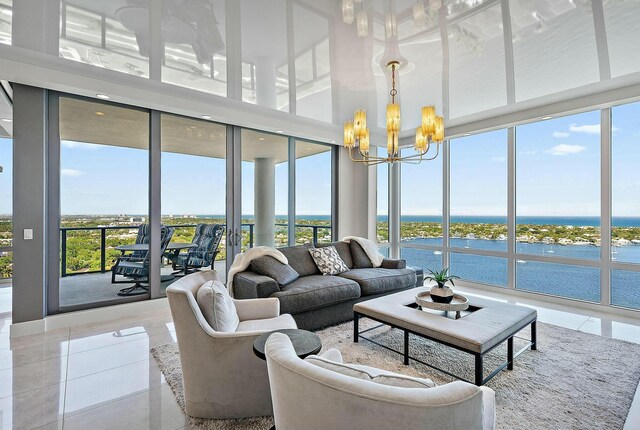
[425,267,459,304]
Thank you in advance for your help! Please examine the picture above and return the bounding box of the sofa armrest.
[380,258,407,269]
[233,297,280,321]
[233,272,280,299]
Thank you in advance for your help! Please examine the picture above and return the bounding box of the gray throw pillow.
[278,243,321,277]
[308,246,349,276]
[250,256,299,286]
[350,240,373,268]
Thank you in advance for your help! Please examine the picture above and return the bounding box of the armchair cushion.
[196,280,239,332]
[250,256,299,286]
[236,314,297,332]
[305,355,435,389]
[233,297,281,321]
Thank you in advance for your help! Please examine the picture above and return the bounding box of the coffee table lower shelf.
[353,311,537,386]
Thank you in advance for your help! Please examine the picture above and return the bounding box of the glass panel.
[0,135,11,279]
[450,252,507,287]
[448,3,506,118]
[161,114,226,291]
[0,0,11,45]
[603,0,640,78]
[241,0,289,111]
[516,111,600,260]
[295,141,332,245]
[401,147,443,246]
[612,102,640,264]
[60,3,150,78]
[241,130,288,250]
[611,269,640,310]
[377,146,389,244]
[401,248,443,274]
[450,130,507,251]
[379,246,389,258]
[510,0,599,101]
[516,260,600,303]
[59,98,149,308]
[161,1,227,96]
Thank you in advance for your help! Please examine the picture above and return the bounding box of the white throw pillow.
[305,356,434,389]
[196,280,240,332]
[308,246,349,276]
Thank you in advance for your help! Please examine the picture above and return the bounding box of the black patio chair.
[168,224,224,276]
[111,225,174,296]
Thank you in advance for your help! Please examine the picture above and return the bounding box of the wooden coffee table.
[253,329,322,361]
[353,287,537,385]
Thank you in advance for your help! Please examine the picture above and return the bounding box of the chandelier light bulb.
[342,0,355,24]
[343,120,355,148]
[386,103,401,133]
[413,2,427,27]
[421,105,436,136]
[354,109,367,139]
[434,116,445,142]
[357,11,368,37]
[415,127,428,152]
[360,129,370,154]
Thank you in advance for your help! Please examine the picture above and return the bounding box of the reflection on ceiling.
[3,0,640,135]
[59,98,329,163]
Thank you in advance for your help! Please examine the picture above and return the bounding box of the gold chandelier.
[343,60,444,166]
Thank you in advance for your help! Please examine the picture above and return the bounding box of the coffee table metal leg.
[475,354,483,385]
[353,312,359,343]
[531,320,537,350]
[507,337,514,370]
[404,330,409,365]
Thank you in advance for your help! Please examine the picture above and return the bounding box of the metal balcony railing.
[60,222,331,277]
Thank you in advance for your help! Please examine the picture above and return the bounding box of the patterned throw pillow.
[308,246,349,276]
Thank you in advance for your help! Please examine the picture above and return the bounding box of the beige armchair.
[166,270,297,419]
[265,332,496,430]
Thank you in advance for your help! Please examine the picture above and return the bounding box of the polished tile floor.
[1,285,639,429]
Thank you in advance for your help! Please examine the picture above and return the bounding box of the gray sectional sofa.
[233,241,423,330]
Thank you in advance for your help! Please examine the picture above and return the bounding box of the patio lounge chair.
[111,224,174,296]
[168,224,224,275]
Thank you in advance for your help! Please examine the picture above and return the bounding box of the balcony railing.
[60,222,331,277]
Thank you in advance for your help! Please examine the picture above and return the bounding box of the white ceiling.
[1,0,640,140]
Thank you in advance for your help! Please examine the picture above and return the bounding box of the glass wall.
[377,146,388,245]
[241,130,289,250]
[295,140,332,244]
[161,114,226,290]
[0,135,10,280]
[450,130,508,251]
[58,97,149,308]
[516,111,600,261]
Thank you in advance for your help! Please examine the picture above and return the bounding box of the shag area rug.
[151,319,640,430]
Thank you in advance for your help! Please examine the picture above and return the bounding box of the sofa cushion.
[306,355,435,389]
[250,256,299,286]
[308,246,349,276]
[339,268,417,296]
[349,240,373,268]
[316,241,354,269]
[272,275,361,314]
[278,243,320,277]
[196,280,239,332]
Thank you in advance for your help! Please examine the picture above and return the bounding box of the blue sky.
[0,102,638,218]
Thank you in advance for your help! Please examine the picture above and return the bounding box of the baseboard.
[9,297,170,338]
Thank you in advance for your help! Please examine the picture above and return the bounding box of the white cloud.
[61,168,85,177]
[569,124,599,134]
[545,144,586,156]
[552,131,570,138]
[61,141,100,150]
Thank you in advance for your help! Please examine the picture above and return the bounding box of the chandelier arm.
[348,147,388,163]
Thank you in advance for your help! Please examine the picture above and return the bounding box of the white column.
[12,0,60,54]
[255,56,277,109]
[254,157,276,247]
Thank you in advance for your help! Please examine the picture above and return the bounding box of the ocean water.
[401,237,640,310]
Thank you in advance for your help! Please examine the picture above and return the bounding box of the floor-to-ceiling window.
[161,114,227,288]
[295,140,332,244]
[241,129,289,250]
[449,130,508,287]
[611,102,640,309]
[377,146,389,257]
[400,145,443,272]
[0,0,11,45]
[58,97,149,308]
[0,134,11,315]
[515,111,601,302]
